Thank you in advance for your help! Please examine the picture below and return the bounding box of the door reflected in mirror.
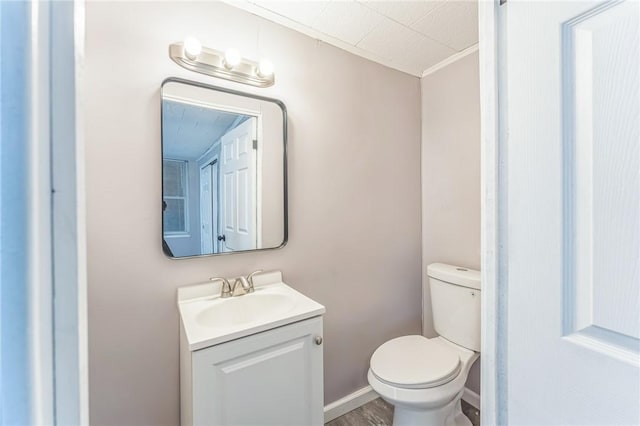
[161,79,287,258]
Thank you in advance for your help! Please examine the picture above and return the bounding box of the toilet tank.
[427,263,481,352]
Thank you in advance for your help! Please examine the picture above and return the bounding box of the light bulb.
[183,37,202,60]
[257,59,274,77]
[224,48,241,69]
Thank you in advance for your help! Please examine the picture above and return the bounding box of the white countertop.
[178,270,326,351]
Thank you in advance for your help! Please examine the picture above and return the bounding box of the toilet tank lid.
[427,263,480,290]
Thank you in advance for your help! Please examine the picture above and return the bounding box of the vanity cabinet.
[180,316,324,426]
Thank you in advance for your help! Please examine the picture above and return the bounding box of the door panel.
[564,0,640,359]
[504,1,639,424]
[237,168,250,234]
[222,169,235,252]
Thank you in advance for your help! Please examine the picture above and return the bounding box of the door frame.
[478,0,506,425]
[1,0,89,424]
[211,160,219,252]
[165,94,264,250]
[51,1,90,424]
[198,145,221,253]
[199,158,219,254]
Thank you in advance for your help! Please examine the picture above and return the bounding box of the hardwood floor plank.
[325,397,480,426]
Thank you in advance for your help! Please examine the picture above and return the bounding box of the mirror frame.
[160,77,288,258]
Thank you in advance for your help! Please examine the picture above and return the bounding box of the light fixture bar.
[169,42,275,88]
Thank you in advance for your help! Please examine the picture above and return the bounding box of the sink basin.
[177,270,326,350]
[195,293,296,328]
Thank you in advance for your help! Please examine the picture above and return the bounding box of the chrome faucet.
[210,270,263,298]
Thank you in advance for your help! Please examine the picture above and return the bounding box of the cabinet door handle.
[314,336,323,345]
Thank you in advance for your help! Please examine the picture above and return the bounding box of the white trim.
[73,0,90,422]
[421,44,479,77]
[198,159,220,253]
[254,115,262,250]
[323,385,378,424]
[164,93,260,118]
[462,387,481,410]
[479,0,504,425]
[0,0,3,403]
[50,0,90,424]
[197,141,221,166]
[165,234,192,239]
[28,1,54,423]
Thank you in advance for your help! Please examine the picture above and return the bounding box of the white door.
[200,164,213,254]
[219,117,257,252]
[500,1,639,424]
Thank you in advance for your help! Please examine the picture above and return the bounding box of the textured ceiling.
[227,0,478,76]
[163,100,247,160]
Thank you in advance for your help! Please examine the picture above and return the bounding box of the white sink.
[195,292,296,328]
[178,270,325,351]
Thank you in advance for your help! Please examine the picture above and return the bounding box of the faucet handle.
[233,276,251,296]
[210,277,232,298]
[246,270,264,291]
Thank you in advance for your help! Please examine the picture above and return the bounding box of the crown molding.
[421,43,479,78]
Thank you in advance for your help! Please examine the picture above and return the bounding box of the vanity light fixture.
[169,40,275,88]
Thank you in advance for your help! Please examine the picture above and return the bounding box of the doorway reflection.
[162,99,257,256]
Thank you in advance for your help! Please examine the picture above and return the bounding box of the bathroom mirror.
[161,78,287,258]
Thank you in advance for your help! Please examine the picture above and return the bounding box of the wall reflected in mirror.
[161,79,286,258]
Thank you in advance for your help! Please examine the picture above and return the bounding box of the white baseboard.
[462,387,480,410]
[324,385,379,424]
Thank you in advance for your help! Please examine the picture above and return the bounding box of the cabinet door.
[192,317,323,426]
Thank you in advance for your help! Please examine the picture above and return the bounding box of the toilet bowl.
[368,263,481,426]
[368,335,478,425]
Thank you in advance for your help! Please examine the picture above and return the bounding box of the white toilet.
[368,263,480,426]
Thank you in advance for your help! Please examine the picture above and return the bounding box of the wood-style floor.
[325,398,480,426]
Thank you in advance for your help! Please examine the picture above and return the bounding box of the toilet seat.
[370,335,461,389]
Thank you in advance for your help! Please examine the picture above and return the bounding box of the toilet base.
[390,390,470,426]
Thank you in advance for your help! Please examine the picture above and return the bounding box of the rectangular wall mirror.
[161,78,287,258]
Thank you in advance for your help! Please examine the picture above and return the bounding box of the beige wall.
[421,52,481,394]
[85,2,422,425]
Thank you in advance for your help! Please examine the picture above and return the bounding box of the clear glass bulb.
[257,59,274,77]
[224,48,241,69]
[183,37,202,59]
